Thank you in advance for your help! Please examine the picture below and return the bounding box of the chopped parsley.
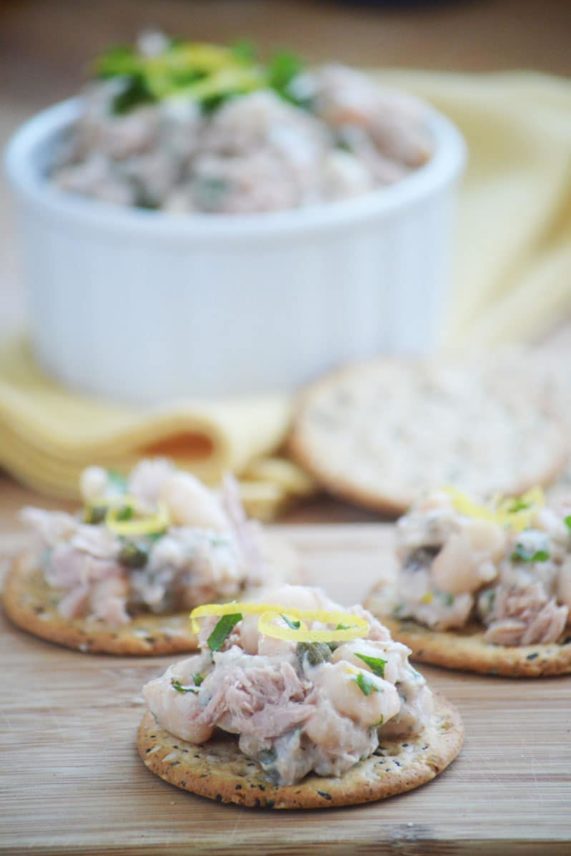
[93,38,306,116]
[171,678,199,694]
[440,592,455,607]
[267,50,305,105]
[506,498,531,513]
[281,614,301,630]
[511,544,550,563]
[171,673,204,693]
[112,74,155,115]
[354,653,387,679]
[565,515,571,531]
[231,40,256,63]
[115,504,134,522]
[207,613,242,651]
[354,672,379,697]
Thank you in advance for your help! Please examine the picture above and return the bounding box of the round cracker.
[2,554,197,655]
[2,534,300,656]
[366,583,571,678]
[289,355,568,516]
[137,694,463,809]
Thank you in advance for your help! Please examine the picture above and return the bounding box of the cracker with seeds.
[3,458,299,655]
[366,582,571,678]
[3,532,298,655]
[138,695,462,809]
[137,584,463,807]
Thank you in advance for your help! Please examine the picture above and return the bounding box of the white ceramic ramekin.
[5,98,465,404]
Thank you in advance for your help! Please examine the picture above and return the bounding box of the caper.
[118,540,149,569]
[83,505,107,525]
[296,642,331,669]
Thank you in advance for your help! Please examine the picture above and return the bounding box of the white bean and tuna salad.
[21,459,274,626]
[51,34,432,214]
[393,488,571,646]
[143,584,433,786]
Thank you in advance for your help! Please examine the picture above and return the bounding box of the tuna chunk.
[199,649,313,738]
[484,583,568,646]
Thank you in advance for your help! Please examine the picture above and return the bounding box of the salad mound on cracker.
[391,488,570,646]
[142,585,435,787]
[19,459,279,626]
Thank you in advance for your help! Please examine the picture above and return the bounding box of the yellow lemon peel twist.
[105,496,171,537]
[190,602,369,643]
[443,486,544,532]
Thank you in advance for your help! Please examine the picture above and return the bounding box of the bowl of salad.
[6,34,465,403]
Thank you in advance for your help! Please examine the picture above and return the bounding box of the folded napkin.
[0,339,314,517]
[1,72,570,512]
[380,70,571,346]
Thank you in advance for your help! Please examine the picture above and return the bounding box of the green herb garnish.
[95,45,141,79]
[115,504,135,522]
[281,614,301,630]
[207,613,242,651]
[193,673,204,687]
[511,544,550,563]
[440,592,455,607]
[507,498,531,513]
[354,653,387,679]
[354,672,379,697]
[565,515,571,531]
[267,51,304,99]
[171,678,199,694]
[231,40,257,63]
[93,38,306,115]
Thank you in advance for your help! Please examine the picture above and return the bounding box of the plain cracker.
[289,356,568,516]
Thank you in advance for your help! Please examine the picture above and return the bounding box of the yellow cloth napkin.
[1,72,570,513]
[0,339,314,517]
[380,70,571,345]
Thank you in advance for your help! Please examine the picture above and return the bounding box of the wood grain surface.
[1,523,570,854]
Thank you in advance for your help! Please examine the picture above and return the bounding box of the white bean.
[159,472,229,530]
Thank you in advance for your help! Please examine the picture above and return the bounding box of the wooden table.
[1,5,571,850]
[1,522,570,854]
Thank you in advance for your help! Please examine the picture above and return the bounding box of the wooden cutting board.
[1,524,570,855]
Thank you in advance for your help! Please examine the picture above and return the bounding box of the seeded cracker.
[366,582,571,678]
[3,532,298,655]
[137,694,463,809]
[289,355,567,515]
